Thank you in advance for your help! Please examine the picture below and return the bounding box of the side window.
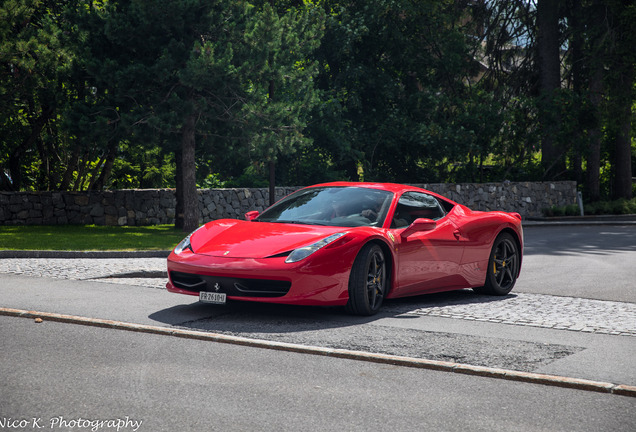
[391,192,445,228]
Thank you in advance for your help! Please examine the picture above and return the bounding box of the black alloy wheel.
[474,232,519,296]
[346,243,387,315]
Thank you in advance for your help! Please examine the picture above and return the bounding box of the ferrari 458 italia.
[166,182,523,315]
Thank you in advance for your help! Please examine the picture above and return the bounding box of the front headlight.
[174,226,203,255]
[285,232,347,263]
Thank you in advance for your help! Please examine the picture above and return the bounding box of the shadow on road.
[147,288,580,372]
[148,288,516,334]
[523,225,636,256]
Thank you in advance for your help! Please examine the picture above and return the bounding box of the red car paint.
[166,182,523,309]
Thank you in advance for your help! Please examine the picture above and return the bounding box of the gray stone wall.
[421,181,577,216]
[0,181,576,226]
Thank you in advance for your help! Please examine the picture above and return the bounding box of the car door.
[390,191,466,297]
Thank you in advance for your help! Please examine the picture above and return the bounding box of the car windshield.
[257,187,394,227]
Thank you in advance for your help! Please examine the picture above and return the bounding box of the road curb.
[526,215,636,224]
[2,306,634,398]
[523,222,636,227]
[523,214,636,227]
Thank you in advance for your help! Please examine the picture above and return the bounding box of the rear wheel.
[474,232,519,296]
[346,244,387,315]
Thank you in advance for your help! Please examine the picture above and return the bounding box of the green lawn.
[0,225,186,251]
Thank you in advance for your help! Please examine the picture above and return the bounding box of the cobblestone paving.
[1,258,634,337]
[388,294,636,337]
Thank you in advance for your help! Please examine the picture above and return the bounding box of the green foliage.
[239,2,324,164]
[306,0,505,183]
[584,198,636,216]
[0,0,76,191]
[222,166,269,188]
[277,145,347,185]
[108,144,175,189]
[198,172,227,189]
[544,197,636,217]
[0,0,633,209]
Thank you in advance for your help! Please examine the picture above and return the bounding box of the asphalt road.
[520,225,636,302]
[2,314,635,432]
[1,224,635,431]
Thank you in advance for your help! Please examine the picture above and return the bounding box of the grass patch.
[0,225,186,251]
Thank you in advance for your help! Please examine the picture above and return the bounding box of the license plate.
[199,291,227,304]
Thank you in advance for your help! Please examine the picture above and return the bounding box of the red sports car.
[166,182,523,315]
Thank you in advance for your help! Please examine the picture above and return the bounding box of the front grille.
[170,271,291,298]
[170,272,207,290]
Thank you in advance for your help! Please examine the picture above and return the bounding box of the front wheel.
[474,232,519,296]
[346,244,387,315]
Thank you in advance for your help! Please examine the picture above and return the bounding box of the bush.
[548,197,636,217]
[565,204,579,216]
[583,203,597,215]
[553,206,566,216]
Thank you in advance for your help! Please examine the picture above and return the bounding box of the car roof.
[305,182,459,205]
[308,181,410,193]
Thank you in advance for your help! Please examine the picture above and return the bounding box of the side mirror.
[400,218,436,238]
[244,210,260,221]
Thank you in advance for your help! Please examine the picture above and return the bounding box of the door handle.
[453,229,463,240]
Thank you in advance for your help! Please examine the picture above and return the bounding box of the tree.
[76,0,324,229]
[0,0,76,191]
[76,0,250,231]
[239,2,324,204]
[605,0,634,199]
[583,0,606,201]
[2,0,632,209]
[565,0,634,200]
[476,0,634,198]
[536,0,566,179]
[310,0,480,183]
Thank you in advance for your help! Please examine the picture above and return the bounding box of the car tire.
[474,232,519,296]
[346,243,387,316]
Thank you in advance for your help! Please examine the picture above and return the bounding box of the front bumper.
[166,251,352,306]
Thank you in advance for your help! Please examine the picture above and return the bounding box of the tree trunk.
[611,61,634,200]
[268,79,276,207]
[36,135,49,190]
[269,161,276,206]
[568,0,584,186]
[59,144,81,191]
[174,149,184,229]
[90,140,118,190]
[586,64,603,202]
[73,156,89,191]
[584,0,607,202]
[607,2,634,200]
[536,0,564,179]
[9,105,53,190]
[181,113,199,232]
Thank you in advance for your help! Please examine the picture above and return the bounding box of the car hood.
[189,219,347,259]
